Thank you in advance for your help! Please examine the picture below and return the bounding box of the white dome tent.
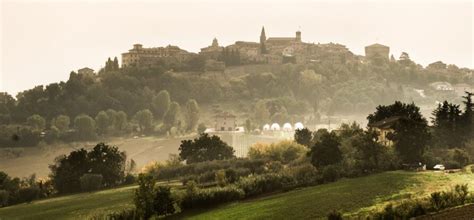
[294,122,304,130]
[263,124,270,131]
[282,123,292,131]
[270,123,281,131]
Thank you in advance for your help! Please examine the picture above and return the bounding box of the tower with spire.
[260,26,267,54]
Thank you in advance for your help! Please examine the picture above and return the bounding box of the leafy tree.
[27,114,45,131]
[197,123,206,134]
[115,111,128,132]
[254,100,270,126]
[87,143,126,186]
[49,143,126,193]
[244,119,254,134]
[153,186,175,216]
[368,102,430,163]
[163,102,180,129]
[113,57,119,70]
[432,101,464,148]
[184,99,200,132]
[134,174,156,219]
[49,149,89,194]
[352,130,385,172]
[294,128,313,148]
[95,111,110,135]
[134,109,153,133]
[179,133,235,164]
[52,115,70,132]
[309,130,342,168]
[74,114,96,140]
[152,90,171,120]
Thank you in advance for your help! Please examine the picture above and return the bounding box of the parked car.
[433,164,445,170]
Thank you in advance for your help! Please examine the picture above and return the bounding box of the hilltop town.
[119,27,393,70]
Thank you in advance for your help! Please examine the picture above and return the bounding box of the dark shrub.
[80,174,103,192]
[181,185,244,209]
[0,190,9,207]
[123,174,136,185]
[287,164,319,186]
[322,165,340,183]
[18,187,40,203]
[153,186,175,216]
[327,210,343,220]
[237,173,296,197]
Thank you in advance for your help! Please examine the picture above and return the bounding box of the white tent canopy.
[294,122,304,130]
[270,123,281,131]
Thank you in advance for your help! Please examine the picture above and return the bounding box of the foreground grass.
[174,171,474,220]
[1,170,472,220]
[0,185,136,220]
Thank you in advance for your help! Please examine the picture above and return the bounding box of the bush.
[153,186,175,216]
[123,174,136,185]
[181,185,244,209]
[322,165,341,183]
[237,173,296,197]
[327,210,343,220]
[286,164,320,186]
[248,141,307,164]
[215,170,227,187]
[80,174,103,192]
[0,190,9,207]
[91,208,138,220]
[18,187,40,203]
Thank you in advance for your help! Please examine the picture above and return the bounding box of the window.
[221,127,225,131]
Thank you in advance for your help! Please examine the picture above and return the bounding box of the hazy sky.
[1,0,473,96]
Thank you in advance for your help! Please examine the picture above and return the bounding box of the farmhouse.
[368,116,405,147]
[214,112,237,132]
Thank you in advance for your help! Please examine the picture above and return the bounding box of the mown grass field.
[0,170,472,220]
[175,170,474,220]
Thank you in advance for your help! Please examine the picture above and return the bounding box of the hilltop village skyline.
[120,26,396,68]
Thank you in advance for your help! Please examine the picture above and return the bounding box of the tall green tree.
[163,102,180,129]
[74,114,96,140]
[134,109,153,133]
[308,130,342,168]
[52,115,70,132]
[115,111,128,132]
[151,90,171,120]
[294,128,313,148]
[27,114,45,131]
[179,133,235,164]
[184,99,200,132]
[254,100,270,126]
[95,111,110,135]
[368,101,429,163]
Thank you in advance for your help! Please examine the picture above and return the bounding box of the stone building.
[365,43,390,60]
[215,112,237,132]
[200,38,224,60]
[121,44,192,68]
[77,67,94,76]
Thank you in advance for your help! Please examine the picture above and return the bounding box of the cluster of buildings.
[120,27,361,68]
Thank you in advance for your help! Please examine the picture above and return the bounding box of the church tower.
[260,26,266,44]
[260,26,267,54]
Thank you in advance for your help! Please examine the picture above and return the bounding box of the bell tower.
[260,26,267,54]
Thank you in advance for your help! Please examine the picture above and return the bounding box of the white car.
[433,164,445,170]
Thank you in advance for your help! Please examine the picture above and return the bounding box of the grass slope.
[176,171,474,220]
[0,185,136,220]
[0,170,472,220]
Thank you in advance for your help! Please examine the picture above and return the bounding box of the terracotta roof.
[215,112,236,118]
[368,116,406,129]
[366,43,389,48]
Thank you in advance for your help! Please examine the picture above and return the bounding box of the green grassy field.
[0,170,472,220]
[176,171,474,220]
[0,186,136,220]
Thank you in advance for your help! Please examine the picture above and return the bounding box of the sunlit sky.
[1,0,473,96]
